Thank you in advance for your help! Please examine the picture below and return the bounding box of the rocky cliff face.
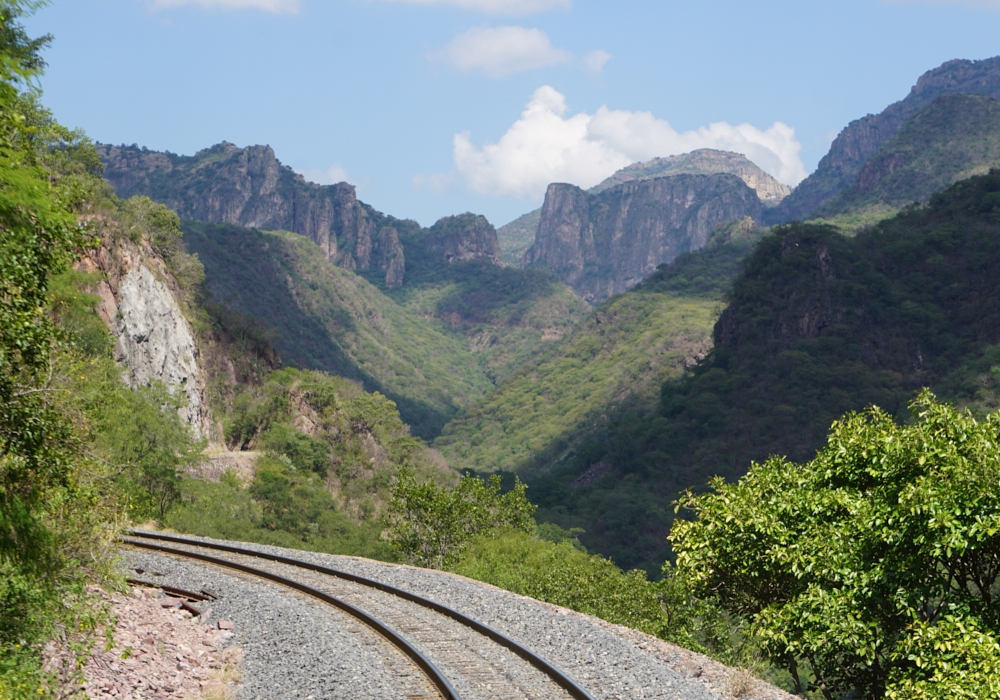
[422,214,502,265]
[97,142,406,287]
[77,237,210,439]
[524,173,762,303]
[591,149,791,203]
[770,56,1000,223]
[499,150,784,268]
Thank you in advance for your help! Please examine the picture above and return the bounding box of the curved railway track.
[124,531,596,700]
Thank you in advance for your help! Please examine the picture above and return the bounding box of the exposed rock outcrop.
[590,149,790,203]
[814,93,1000,217]
[77,237,210,438]
[421,213,502,265]
[97,142,407,287]
[498,150,784,268]
[524,173,762,303]
[770,55,1000,222]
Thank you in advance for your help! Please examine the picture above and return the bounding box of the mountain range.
[95,53,1000,572]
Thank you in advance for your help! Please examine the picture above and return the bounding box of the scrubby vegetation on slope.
[815,92,1000,221]
[182,221,494,439]
[435,221,765,570]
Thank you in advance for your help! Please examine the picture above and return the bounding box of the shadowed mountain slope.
[182,221,494,438]
[769,56,1000,223]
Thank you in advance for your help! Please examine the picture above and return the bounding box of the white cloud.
[377,0,571,15]
[296,164,351,185]
[150,0,300,11]
[453,85,806,200]
[441,26,571,76]
[582,49,611,78]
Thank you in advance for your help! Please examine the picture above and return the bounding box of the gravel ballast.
[125,532,796,700]
[125,549,439,700]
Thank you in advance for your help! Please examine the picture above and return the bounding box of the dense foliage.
[385,469,534,568]
[0,4,150,693]
[671,392,1000,698]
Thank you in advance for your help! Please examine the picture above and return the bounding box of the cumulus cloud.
[440,26,571,76]
[150,0,300,11]
[377,0,571,15]
[296,164,351,185]
[453,85,806,199]
[582,49,611,78]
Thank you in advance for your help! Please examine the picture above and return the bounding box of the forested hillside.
[814,92,1000,221]
[437,219,765,568]
[520,171,1000,572]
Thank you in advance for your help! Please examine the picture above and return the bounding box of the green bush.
[385,469,535,568]
[671,392,1000,697]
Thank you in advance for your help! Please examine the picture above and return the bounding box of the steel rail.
[125,530,596,700]
[125,537,461,700]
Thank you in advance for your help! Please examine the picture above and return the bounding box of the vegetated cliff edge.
[523,173,762,303]
[497,149,787,266]
[814,92,1000,219]
[97,143,508,290]
[769,55,1000,223]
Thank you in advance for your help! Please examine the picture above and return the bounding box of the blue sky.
[26,0,1000,227]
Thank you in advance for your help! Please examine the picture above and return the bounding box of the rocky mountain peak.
[424,213,502,265]
[524,172,762,303]
[591,149,791,204]
[97,142,407,288]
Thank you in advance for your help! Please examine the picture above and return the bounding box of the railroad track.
[123,531,596,700]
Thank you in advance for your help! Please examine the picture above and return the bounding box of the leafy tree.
[671,391,1000,698]
[85,370,204,518]
[385,469,535,568]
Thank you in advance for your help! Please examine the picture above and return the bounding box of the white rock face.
[114,264,204,437]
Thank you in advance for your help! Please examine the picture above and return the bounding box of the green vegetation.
[436,222,765,571]
[181,221,495,438]
[0,5,121,692]
[387,470,733,658]
[380,255,589,384]
[496,208,540,265]
[671,392,1000,698]
[457,171,1000,576]
[816,93,1000,221]
[385,469,534,567]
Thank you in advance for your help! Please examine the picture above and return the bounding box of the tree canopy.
[671,391,1000,698]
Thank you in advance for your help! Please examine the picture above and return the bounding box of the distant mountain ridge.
[589,149,790,202]
[496,149,788,265]
[814,93,1000,219]
[769,56,1000,223]
[97,142,504,288]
